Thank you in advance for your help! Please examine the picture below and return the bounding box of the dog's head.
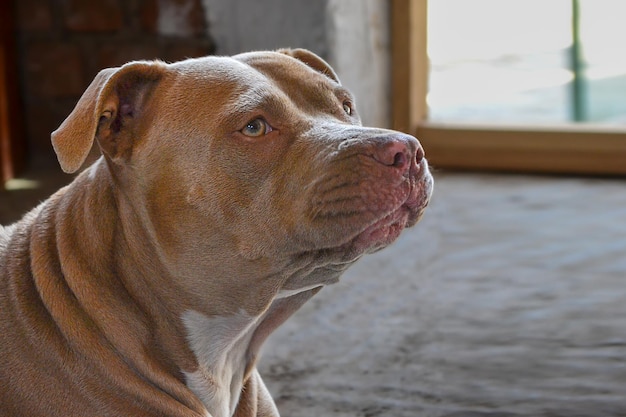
[51,49,432,276]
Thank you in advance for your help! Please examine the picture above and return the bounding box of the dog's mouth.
[334,167,432,258]
[349,207,411,253]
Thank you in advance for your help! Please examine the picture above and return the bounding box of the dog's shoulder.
[0,225,8,247]
[0,223,17,254]
[0,200,49,256]
[0,225,15,272]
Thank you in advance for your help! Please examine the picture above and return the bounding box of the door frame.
[0,0,26,184]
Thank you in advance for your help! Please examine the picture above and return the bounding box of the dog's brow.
[223,90,289,127]
[334,86,354,102]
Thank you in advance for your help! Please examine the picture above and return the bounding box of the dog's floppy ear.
[51,61,166,173]
[278,48,340,84]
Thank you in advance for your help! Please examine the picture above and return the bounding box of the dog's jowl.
[0,49,433,417]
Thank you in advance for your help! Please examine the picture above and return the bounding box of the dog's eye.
[343,101,353,116]
[241,118,273,137]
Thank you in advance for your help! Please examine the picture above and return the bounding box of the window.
[392,0,626,175]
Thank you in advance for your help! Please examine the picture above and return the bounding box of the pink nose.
[371,134,424,172]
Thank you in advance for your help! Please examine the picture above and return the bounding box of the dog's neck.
[33,159,346,416]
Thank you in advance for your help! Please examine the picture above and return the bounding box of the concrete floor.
[1,169,625,416]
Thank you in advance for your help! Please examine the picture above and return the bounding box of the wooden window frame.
[391,0,626,175]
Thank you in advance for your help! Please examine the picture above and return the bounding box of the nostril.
[415,146,424,164]
[371,140,410,169]
[392,152,407,169]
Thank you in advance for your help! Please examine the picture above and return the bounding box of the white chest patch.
[182,310,259,417]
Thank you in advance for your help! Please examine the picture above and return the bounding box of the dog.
[0,49,432,417]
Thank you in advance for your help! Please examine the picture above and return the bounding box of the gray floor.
[2,170,625,416]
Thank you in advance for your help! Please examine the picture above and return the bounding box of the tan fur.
[0,49,432,416]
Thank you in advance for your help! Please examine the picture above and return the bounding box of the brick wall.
[14,0,214,167]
